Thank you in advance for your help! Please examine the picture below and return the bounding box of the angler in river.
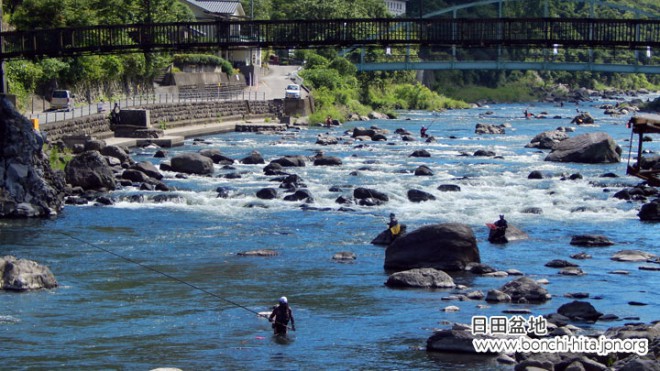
[269,296,295,336]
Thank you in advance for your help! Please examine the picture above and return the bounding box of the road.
[254,64,306,100]
[31,64,305,126]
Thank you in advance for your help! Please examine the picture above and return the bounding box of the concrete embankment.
[41,99,286,147]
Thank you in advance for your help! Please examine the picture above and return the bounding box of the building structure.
[178,0,261,81]
[384,0,408,17]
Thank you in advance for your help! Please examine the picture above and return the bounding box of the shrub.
[172,54,234,74]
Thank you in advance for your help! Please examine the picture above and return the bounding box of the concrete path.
[104,119,258,148]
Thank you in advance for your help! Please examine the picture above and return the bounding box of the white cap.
[279,296,288,304]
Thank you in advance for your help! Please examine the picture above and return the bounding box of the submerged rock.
[570,234,614,246]
[611,250,657,262]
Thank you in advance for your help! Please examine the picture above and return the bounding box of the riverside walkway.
[103,119,287,149]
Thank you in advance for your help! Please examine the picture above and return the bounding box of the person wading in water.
[269,296,295,336]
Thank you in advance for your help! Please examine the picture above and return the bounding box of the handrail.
[1,18,659,60]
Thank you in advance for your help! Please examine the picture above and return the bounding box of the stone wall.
[43,100,281,142]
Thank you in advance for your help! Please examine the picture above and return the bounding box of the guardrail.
[28,90,266,126]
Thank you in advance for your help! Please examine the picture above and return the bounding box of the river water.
[1,98,658,370]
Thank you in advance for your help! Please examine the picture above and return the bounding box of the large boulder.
[638,198,660,221]
[352,127,377,138]
[384,223,480,271]
[65,151,117,191]
[487,224,529,243]
[427,324,501,354]
[385,268,456,288]
[313,156,342,166]
[0,99,66,217]
[100,145,132,164]
[544,132,621,163]
[557,300,603,322]
[240,151,265,165]
[0,256,58,291]
[475,123,505,134]
[499,277,551,303]
[525,130,570,149]
[170,153,214,175]
[131,161,163,180]
[407,189,436,202]
[271,156,306,167]
[371,225,407,245]
[353,187,389,202]
[199,149,234,164]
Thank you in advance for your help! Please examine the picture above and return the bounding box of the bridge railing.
[2,18,660,59]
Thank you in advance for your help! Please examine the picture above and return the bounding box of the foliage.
[46,144,73,172]
[270,0,388,20]
[367,82,470,110]
[304,54,330,70]
[173,54,234,74]
[328,57,357,77]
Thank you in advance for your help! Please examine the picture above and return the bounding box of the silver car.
[51,90,75,111]
[285,84,301,99]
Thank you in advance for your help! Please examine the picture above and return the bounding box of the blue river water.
[1,98,658,370]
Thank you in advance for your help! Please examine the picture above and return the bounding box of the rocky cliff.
[0,98,66,217]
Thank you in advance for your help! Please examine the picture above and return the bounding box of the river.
[1,98,658,370]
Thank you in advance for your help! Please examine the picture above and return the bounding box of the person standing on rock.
[388,213,401,240]
[269,296,295,336]
[489,214,508,243]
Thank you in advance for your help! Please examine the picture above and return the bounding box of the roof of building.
[182,0,242,16]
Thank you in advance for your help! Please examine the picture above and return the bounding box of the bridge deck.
[2,18,660,60]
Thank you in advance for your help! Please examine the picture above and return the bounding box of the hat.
[390,213,395,218]
[279,296,288,304]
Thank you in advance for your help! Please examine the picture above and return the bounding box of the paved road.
[31,64,305,126]
[254,65,306,100]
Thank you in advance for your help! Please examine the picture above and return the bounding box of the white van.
[50,90,75,111]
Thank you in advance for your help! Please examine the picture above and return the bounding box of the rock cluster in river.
[0,98,66,218]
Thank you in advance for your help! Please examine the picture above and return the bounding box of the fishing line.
[58,231,265,317]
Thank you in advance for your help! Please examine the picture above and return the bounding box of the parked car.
[285,84,301,99]
[50,90,75,111]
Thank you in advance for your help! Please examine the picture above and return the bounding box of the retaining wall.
[42,100,281,142]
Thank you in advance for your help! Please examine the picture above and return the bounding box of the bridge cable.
[58,231,265,317]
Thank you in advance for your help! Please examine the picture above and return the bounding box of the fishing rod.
[57,231,265,317]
